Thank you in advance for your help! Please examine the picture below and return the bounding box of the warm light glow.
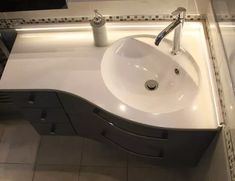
[15,24,167,32]
[15,22,202,32]
[152,112,160,116]
[178,94,184,101]
[135,64,140,68]
[219,24,235,28]
[119,104,126,111]
[16,26,91,31]
[192,105,197,111]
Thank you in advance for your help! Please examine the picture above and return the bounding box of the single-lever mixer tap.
[155,7,186,55]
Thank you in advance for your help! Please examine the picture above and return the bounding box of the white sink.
[101,35,200,113]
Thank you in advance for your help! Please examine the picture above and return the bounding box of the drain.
[145,80,158,91]
[174,68,180,75]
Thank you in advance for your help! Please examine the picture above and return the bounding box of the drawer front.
[32,123,76,135]
[58,92,94,114]
[93,108,168,139]
[100,120,165,159]
[69,113,166,159]
[0,92,13,104]
[21,108,69,123]
[7,91,61,108]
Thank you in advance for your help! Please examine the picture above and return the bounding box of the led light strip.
[15,24,169,32]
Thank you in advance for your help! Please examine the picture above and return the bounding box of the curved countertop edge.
[0,87,221,131]
[0,22,221,130]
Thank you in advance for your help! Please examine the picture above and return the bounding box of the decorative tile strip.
[0,14,203,29]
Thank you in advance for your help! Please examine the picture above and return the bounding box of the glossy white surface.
[0,22,220,129]
[101,36,199,113]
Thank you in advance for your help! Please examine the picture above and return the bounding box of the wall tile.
[128,167,174,181]
[0,121,40,164]
[0,163,34,181]
[79,166,127,181]
[33,165,79,181]
[210,130,230,181]
[2,0,204,20]
[189,129,230,181]
[81,138,127,167]
[36,136,83,165]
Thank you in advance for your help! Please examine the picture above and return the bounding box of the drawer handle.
[40,110,47,121]
[94,108,168,140]
[28,93,35,104]
[101,130,164,159]
[50,123,56,135]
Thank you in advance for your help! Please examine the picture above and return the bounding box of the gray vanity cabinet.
[5,91,76,135]
[1,90,217,165]
[57,92,217,166]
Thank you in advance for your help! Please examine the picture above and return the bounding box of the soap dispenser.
[90,9,108,47]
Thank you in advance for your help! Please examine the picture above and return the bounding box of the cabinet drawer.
[32,123,76,135]
[21,108,69,123]
[70,113,165,159]
[0,92,13,104]
[100,120,165,159]
[7,91,61,108]
[93,108,168,139]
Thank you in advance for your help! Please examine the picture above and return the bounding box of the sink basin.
[101,35,200,113]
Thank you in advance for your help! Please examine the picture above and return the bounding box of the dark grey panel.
[21,108,69,123]
[32,122,76,136]
[7,91,61,108]
[0,0,68,12]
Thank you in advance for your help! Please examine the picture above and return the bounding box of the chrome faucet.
[155,7,186,55]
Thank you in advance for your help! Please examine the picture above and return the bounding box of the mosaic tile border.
[0,14,203,29]
[215,14,235,22]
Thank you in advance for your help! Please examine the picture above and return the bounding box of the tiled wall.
[204,1,235,180]
[0,0,209,20]
[213,0,235,15]
[190,128,230,181]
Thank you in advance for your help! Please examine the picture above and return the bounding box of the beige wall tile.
[36,136,83,165]
[34,165,79,181]
[0,121,40,164]
[0,163,34,181]
[2,0,203,20]
[79,166,127,181]
[81,138,127,167]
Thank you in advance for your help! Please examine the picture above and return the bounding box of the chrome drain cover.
[145,80,158,91]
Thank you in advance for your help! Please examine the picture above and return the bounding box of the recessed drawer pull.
[93,108,168,140]
[28,92,35,104]
[101,130,164,159]
[40,110,47,121]
[50,123,56,135]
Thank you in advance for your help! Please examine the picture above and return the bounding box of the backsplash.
[0,0,208,20]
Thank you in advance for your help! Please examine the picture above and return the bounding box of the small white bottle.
[90,10,108,47]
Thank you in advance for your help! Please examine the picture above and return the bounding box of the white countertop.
[0,22,221,129]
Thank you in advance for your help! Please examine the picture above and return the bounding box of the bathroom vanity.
[0,22,221,166]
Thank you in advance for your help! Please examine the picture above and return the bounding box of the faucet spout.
[155,7,186,55]
[155,19,181,46]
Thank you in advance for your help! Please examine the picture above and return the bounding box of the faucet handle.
[171,7,186,19]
